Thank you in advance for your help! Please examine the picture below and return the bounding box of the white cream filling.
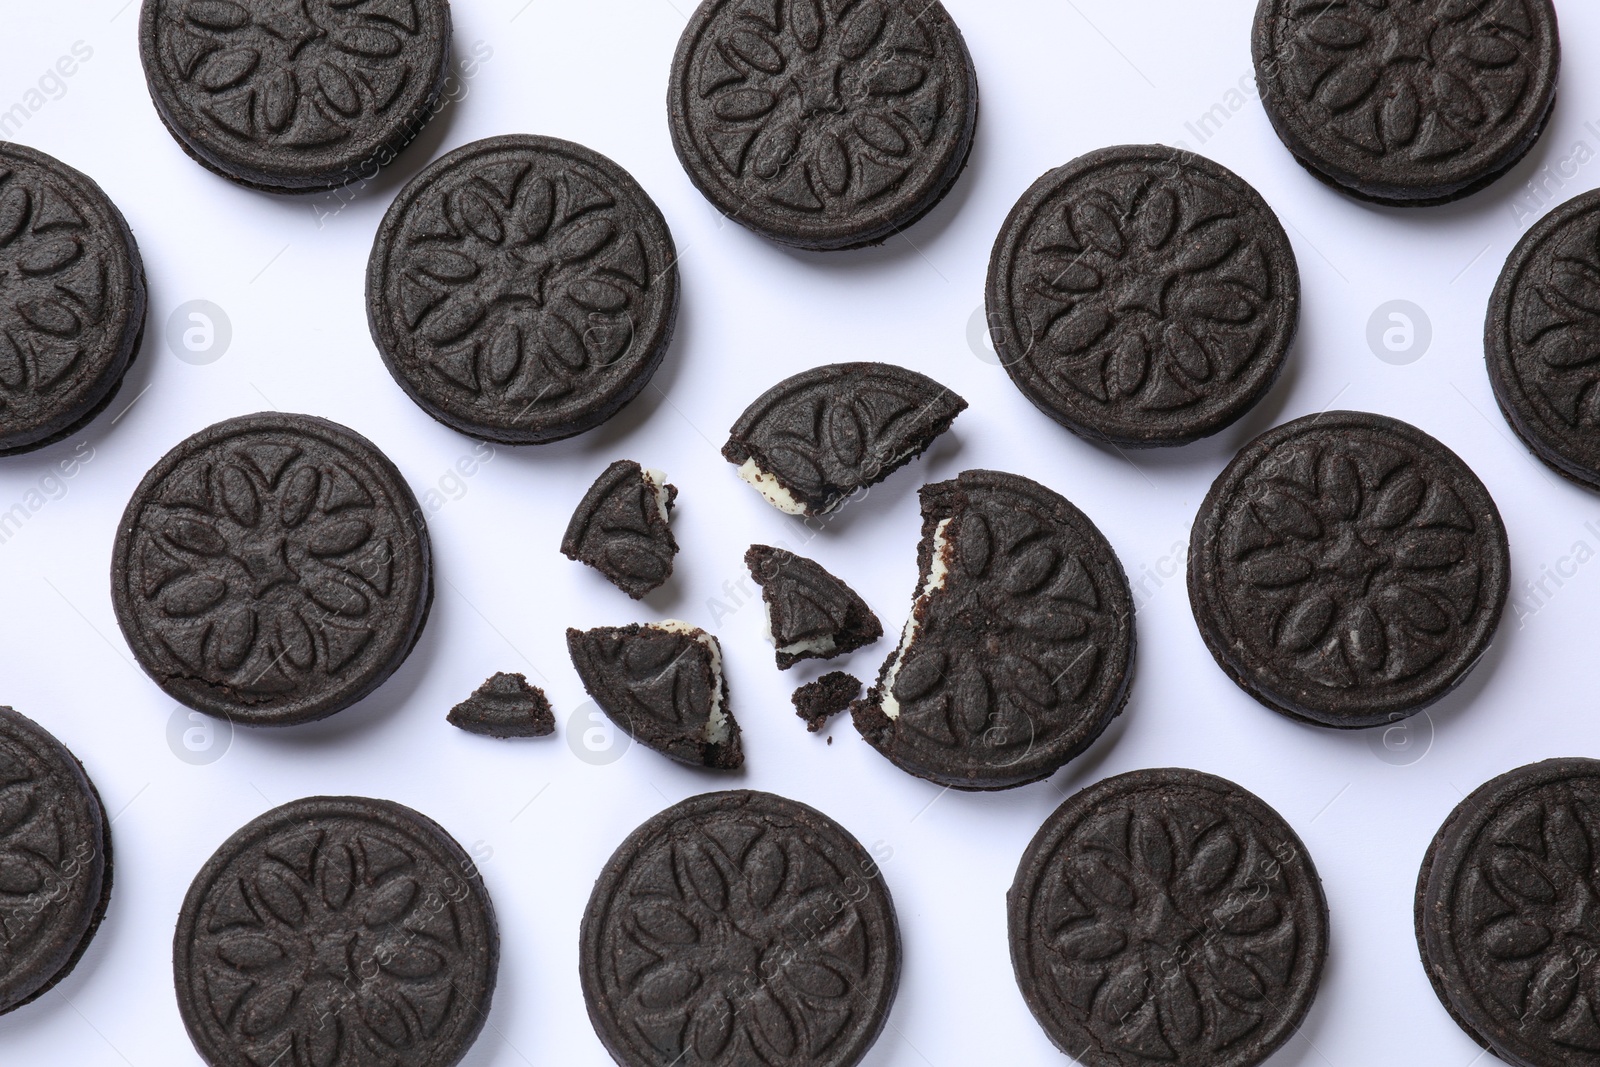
[879,518,953,720]
[760,600,839,657]
[654,619,729,744]
[640,468,672,524]
[737,458,808,515]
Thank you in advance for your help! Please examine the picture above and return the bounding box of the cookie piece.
[724,362,966,517]
[793,671,861,732]
[367,135,679,445]
[1010,768,1328,1067]
[747,545,882,669]
[174,796,497,1067]
[561,461,678,599]
[447,672,555,739]
[852,470,1135,791]
[1416,758,1600,1065]
[986,145,1299,448]
[0,143,146,456]
[1253,0,1560,206]
[1188,411,1510,729]
[0,707,112,1016]
[581,790,899,1067]
[139,0,453,193]
[667,0,979,251]
[566,621,742,770]
[111,412,433,727]
[1487,187,1600,491]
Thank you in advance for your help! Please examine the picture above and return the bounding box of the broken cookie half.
[565,620,742,770]
[853,470,1136,791]
[448,672,556,738]
[746,545,882,670]
[561,460,678,599]
[723,362,967,517]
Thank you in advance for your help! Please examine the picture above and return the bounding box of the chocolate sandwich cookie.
[0,707,112,1016]
[1189,411,1509,729]
[581,790,899,1067]
[111,412,432,727]
[174,796,497,1067]
[667,0,978,251]
[1416,759,1600,1066]
[140,0,453,193]
[724,362,966,517]
[746,545,881,670]
[1010,768,1328,1067]
[566,622,742,770]
[1487,187,1600,491]
[562,461,678,599]
[793,671,860,733]
[0,143,146,456]
[986,145,1299,448]
[447,672,554,738]
[852,470,1135,791]
[1253,0,1560,206]
[367,135,679,445]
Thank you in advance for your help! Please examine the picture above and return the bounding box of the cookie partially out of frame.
[111,412,433,727]
[667,0,979,250]
[1252,0,1560,205]
[139,0,453,193]
[1188,410,1509,729]
[0,143,146,456]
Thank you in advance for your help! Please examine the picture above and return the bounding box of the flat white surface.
[0,1,1595,1064]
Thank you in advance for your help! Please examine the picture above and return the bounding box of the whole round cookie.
[986,145,1299,448]
[1009,768,1328,1067]
[667,0,979,251]
[852,470,1136,790]
[139,0,453,193]
[367,135,679,444]
[111,412,432,726]
[174,796,497,1067]
[581,790,899,1067]
[1487,187,1600,491]
[1252,0,1560,206]
[0,143,146,456]
[0,706,112,1015]
[1415,758,1600,1066]
[1189,411,1509,729]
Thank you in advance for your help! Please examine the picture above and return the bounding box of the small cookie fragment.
[561,461,678,599]
[139,0,454,193]
[1253,0,1559,205]
[0,143,147,456]
[1010,768,1328,1067]
[1416,759,1600,1065]
[448,672,555,739]
[667,0,979,251]
[566,621,742,769]
[1188,411,1510,729]
[724,362,966,517]
[581,791,900,1067]
[853,470,1136,791]
[174,796,498,1067]
[747,545,882,669]
[793,671,861,733]
[0,707,112,1016]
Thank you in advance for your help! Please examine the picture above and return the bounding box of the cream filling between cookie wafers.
[737,458,808,515]
[879,517,953,721]
[760,602,839,658]
[641,468,672,524]
[655,619,729,744]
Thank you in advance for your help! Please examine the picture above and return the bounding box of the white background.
[0,0,1596,1063]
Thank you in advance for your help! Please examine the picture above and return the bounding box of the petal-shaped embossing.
[690,993,734,1061]
[1545,805,1592,873]
[198,48,259,91]
[1204,944,1264,1000]
[568,278,628,312]
[1278,592,1335,653]
[254,866,307,926]
[305,1015,340,1067]
[1433,71,1485,127]
[484,321,522,386]
[279,466,320,527]
[726,31,784,74]
[213,607,257,671]
[1071,854,1135,909]
[1056,922,1126,962]
[892,650,945,703]
[308,520,373,557]
[1318,452,1362,520]
[750,990,797,1056]
[1491,852,1556,904]
[332,26,402,58]
[217,933,287,971]
[238,983,296,1037]
[0,786,34,836]
[1048,305,1112,353]
[1254,488,1320,540]
[1394,530,1468,570]
[954,667,992,736]
[1525,951,1580,1022]
[18,237,80,276]
[362,993,409,1048]
[319,843,356,910]
[1342,603,1386,674]
[18,297,79,337]
[812,134,850,197]
[838,1,886,60]
[958,514,992,576]
[1165,324,1212,382]
[555,218,615,263]
[714,88,776,122]
[413,249,478,284]
[1075,201,1124,257]
[1320,61,1380,110]
[1481,917,1552,960]
[318,62,362,118]
[1096,958,1150,1024]
[1107,333,1148,397]
[220,465,261,527]
[1387,586,1450,634]
[634,901,699,945]
[637,963,700,1010]
[1004,544,1057,594]
[164,576,227,617]
[381,944,446,979]
[1223,897,1280,935]
[260,68,298,133]
[307,574,370,617]
[454,186,505,245]
[1131,817,1174,881]
[855,114,907,156]
[1366,469,1426,528]
[0,853,43,894]
[1006,656,1057,708]
[166,517,229,557]
[0,186,30,247]
[1382,81,1420,146]
[187,0,250,31]
[1175,224,1238,273]
[1240,550,1312,588]
[827,401,866,467]
[1185,831,1239,895]
[1159,969,1204,1047]
[682,844,730,911]
[422,295,486,345]
[364,876,419,927]
[866,62,925,96]
[787,960,848,998]
[1138,187,1178,249]
[1305,16,1368,48]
